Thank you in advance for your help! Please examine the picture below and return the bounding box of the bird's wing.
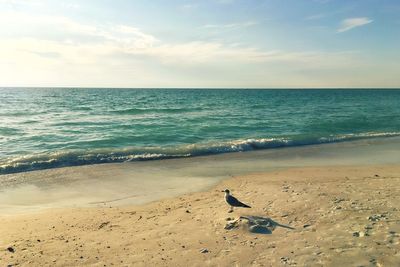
[228,195,251,208]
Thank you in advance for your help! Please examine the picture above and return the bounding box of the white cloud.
[305,13,326,20]
[202,21,257,30]
[337,17,373,33]
[0,0,43,5]
[216,0,235,4]
[0,12,382,87]
[0,12,158,48]
[179,3,198,11]
[61,2,80,9]
[1,12,351,67]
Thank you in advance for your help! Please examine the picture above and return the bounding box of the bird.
[222,189,251,213]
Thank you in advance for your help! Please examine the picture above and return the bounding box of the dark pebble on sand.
[7,247,15,253]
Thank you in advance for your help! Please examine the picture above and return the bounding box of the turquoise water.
[1,88,400,174]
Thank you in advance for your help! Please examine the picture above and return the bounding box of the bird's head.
[222,189,230,194]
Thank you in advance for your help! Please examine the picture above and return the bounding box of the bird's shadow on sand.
[225,215,295,235]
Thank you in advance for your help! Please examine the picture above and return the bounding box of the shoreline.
[1,136,400,215]
[2,133,400,176]
[1,164,400,266]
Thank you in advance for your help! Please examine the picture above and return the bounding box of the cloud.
[0,0,44,7]
[305,13,326,20]
[202,21,257,30]
[24,50,61,58]
[0,11,375,87]
[60,2,80,9]
[0,11,361,68]
[337,17,373,33]
[0,12,158,48]
[0,12,327,66]
[216,0,235,4]
[179,3,198,11]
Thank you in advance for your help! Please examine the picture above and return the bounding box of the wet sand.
[1,137,400,214]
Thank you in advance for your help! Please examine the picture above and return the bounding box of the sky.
[0,0,399,88]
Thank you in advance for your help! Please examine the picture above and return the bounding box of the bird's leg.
[228,206,233,213]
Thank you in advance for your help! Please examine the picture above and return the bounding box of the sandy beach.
[1,162,400,266]
[1,0,400,265]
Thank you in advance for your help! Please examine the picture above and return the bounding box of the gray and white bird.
[223,189,251,213]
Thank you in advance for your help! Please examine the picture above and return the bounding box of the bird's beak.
[221,190,225,192]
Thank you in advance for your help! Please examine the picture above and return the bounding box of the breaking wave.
[1,131,399,175]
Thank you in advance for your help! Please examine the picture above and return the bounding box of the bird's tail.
[241,203,251,208]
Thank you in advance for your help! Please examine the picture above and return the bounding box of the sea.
[1,88,400,175]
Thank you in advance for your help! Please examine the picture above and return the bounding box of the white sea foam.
[1,132,400,174]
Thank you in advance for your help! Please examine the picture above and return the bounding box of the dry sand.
[1,164,400,266]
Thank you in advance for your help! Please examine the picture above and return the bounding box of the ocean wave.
[0,111,46,117]
[0,127,24,136]
[1,131,400,175]
[110,107,202,115]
